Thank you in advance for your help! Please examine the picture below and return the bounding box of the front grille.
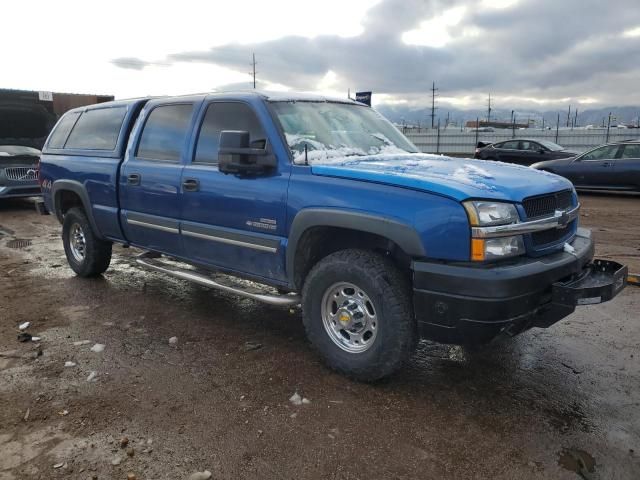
[4,167,37,181]
[523,190,573,219]
[531,221,575,246]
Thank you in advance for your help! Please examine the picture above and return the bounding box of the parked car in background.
[475,139,578,165]
[531,141,640,192]
[0,145,41,199]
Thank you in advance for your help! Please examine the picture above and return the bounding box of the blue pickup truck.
[38,91,627,380]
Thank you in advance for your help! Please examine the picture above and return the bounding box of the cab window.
[194,102,266,164]
[136,104,193,162]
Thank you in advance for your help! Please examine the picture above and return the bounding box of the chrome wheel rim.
[69,223,86,262]
[321,282,378,353]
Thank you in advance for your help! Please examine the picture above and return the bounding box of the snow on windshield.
[271,101,418,164]
[285,133,409,164]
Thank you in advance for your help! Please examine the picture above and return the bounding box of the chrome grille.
[4,167,37,181]
[531,220,576,246]
[522,190,573,219]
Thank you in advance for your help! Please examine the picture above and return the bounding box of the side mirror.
[218,130,276,175]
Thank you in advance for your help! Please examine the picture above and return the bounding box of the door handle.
[602,161,612,167]
[182,178,200,192]
[127,173,141,185]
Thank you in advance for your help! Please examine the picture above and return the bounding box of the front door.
[613,143,640,190]
[573,144,620,188]
[179,101,290,283]
[119,102,195,255]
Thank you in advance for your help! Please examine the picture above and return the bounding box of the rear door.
[119,101,198,255]
[179,100,290,282]
[495,140,520,163]
[572,144,621,188]
[613,143,640,190]
[518,140,546,165]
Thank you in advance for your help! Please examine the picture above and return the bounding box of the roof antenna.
[304,143,309,166]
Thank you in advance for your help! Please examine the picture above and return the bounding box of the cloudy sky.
[4,0,640,110]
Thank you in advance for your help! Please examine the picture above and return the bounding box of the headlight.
[471,235,525,261]
[464,201,524,261]
[463,201,519,226]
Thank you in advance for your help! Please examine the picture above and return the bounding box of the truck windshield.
[270,101,418,164]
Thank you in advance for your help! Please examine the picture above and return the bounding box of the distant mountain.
[376,104,640,128]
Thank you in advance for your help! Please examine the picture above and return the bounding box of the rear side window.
[621,144,640,159]
[501,141,519,149]
[137,104,193,161]
[48,112,80,148]
[194,102,266,164]
[65,107,127,150]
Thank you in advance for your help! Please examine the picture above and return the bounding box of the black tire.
[302,249,416,382]
[62,207,112,277]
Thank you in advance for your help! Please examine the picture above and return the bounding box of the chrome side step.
[135,252,300,306]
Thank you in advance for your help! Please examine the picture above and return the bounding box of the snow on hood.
[310,153,574,202]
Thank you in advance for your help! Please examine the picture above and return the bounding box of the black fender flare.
[51,180,105,239]
[286,208,426,287]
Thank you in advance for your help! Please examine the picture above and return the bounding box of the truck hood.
[310,153,573,202]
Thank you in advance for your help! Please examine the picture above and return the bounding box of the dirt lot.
[0,193,638,480]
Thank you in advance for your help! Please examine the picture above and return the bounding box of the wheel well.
[293,226,412,290]
[55,190,84,220]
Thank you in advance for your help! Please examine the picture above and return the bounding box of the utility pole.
[430,81,438,129]
[574,109,578,128]
[445,111,450,128]
[555,113,560,143]
[249,53,258,89]
[566,105,571,127]
[347,88,351,99]
[487,93,492,124]
[542,117,545,130]
[606,112,612,142]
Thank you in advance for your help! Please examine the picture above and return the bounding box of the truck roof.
[63,90,361,114]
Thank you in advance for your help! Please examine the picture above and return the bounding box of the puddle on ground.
[558,448,596,478]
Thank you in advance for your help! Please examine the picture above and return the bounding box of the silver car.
[0,145,41,199]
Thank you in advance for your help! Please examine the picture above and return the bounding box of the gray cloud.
[111,57,151,70]
[111,0,640,108]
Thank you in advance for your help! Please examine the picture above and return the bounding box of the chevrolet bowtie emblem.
[555,209,570,227]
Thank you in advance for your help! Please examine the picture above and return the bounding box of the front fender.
[286,208,425,286]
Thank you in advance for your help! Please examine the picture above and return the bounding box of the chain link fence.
[404,127,640,156]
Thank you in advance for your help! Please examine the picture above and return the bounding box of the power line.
[248,53,258,89]
[430,81,438,129]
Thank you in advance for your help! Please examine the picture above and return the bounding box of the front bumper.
[0,184,42,198]
[412,228,627,345]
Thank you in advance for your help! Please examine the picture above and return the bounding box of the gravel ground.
[0,193,638,480]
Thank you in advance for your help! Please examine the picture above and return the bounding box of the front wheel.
[62,207,112,277]
[302,249,416,381]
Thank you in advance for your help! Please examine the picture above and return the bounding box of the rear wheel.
[302,249,416,381]
[62,207,112,277]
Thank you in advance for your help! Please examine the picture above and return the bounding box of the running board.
[135,252,300,306]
